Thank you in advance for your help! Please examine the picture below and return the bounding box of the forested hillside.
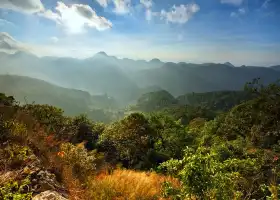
[1,51,280,104]
[0,75,122,122]
[1,80,280,199]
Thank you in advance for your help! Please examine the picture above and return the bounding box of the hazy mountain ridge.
[0,75,120,116]
[0,51,280,103]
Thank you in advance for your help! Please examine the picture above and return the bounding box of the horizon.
[0,0,279,66]
[1,48,279,67]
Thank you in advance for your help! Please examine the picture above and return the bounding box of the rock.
[32,190,68,200]
[30,170,64,193]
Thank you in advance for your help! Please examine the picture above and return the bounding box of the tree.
[99,113,155,168]
[148,113,194,159]
[160,147,260,200]
[70,114,105,150]
[0,93,15,106]
[135,90,178,112]
[218,80,280,147]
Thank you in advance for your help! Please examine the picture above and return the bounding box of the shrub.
[159,147,261,199]
[0,177,32,200]
[0,144,32,170]
[58,143,101,180]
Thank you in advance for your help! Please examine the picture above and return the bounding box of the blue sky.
[0,0,279,66]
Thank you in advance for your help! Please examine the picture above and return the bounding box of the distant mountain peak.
[95,51,108,57]
[224,62,235,67]
[150,58,161,63]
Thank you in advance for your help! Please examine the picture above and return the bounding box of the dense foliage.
[1,80,280,199]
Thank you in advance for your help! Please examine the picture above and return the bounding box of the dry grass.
[87,169,180,200]
[61,166,90,200]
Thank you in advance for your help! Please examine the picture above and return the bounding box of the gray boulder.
[32,190,68,200]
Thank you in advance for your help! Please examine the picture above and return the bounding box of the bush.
[58,143,102,180]
[0,144,32,170]
[0,177,32,200]
[159,147,261,199]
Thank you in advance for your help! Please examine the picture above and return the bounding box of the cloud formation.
[230,8,246,17]
[160,4,200,24]
[96,0,110,8]
[221,0,244,6]
[0,0,44,13]
[145,9,152,21]
[140,0,153,9]
[0,32,27,53]
[140,0,154,21]
[0,1,112,34]
[113,0,131,14]
[261,0,271,9]
[0,18,15,27]
[39,2,112,34]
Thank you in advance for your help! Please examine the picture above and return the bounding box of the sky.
[0,0,279,66]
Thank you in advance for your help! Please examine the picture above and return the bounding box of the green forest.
[1,78,280,199]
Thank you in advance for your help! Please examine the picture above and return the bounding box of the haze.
[0,0,279,66]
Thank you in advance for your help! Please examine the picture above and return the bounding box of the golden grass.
[87,169,180,200]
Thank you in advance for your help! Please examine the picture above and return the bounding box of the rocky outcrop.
[0,153,68,199]
[19,154,65,195]
[32,190,68,200]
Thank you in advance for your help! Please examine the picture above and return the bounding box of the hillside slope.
[0,75,92,115]
[133,63,280,96]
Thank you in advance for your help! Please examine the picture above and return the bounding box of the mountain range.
[1,45,280,106]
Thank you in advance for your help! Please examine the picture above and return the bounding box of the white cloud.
[140,0,154,21]
[0,0,112,34]
[0,0,44,13]
[238,8,246,14]
[96,0,110,8]
[0,32,28,53]
[38,2,112,34]
[145,9,152,21]
[140,0,153,9]
[160,4,200,24]
[0,18,15,27]
[144,9,159,21]
[39,9,61,22]
[96,0,132,14]
[113,0,131,14]
[230,8,246,17]
[221,0,244,6]
[50,37,59,43]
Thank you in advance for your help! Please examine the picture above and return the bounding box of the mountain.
[224,62,235,67]
[177,90,253,111]
[270,65,280,71]
[0,75,92,114]
[132,90,178,112]
[0,75,120,116]
[133,63,280,96]
[0,51,140,104]
[1,50,280,104]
